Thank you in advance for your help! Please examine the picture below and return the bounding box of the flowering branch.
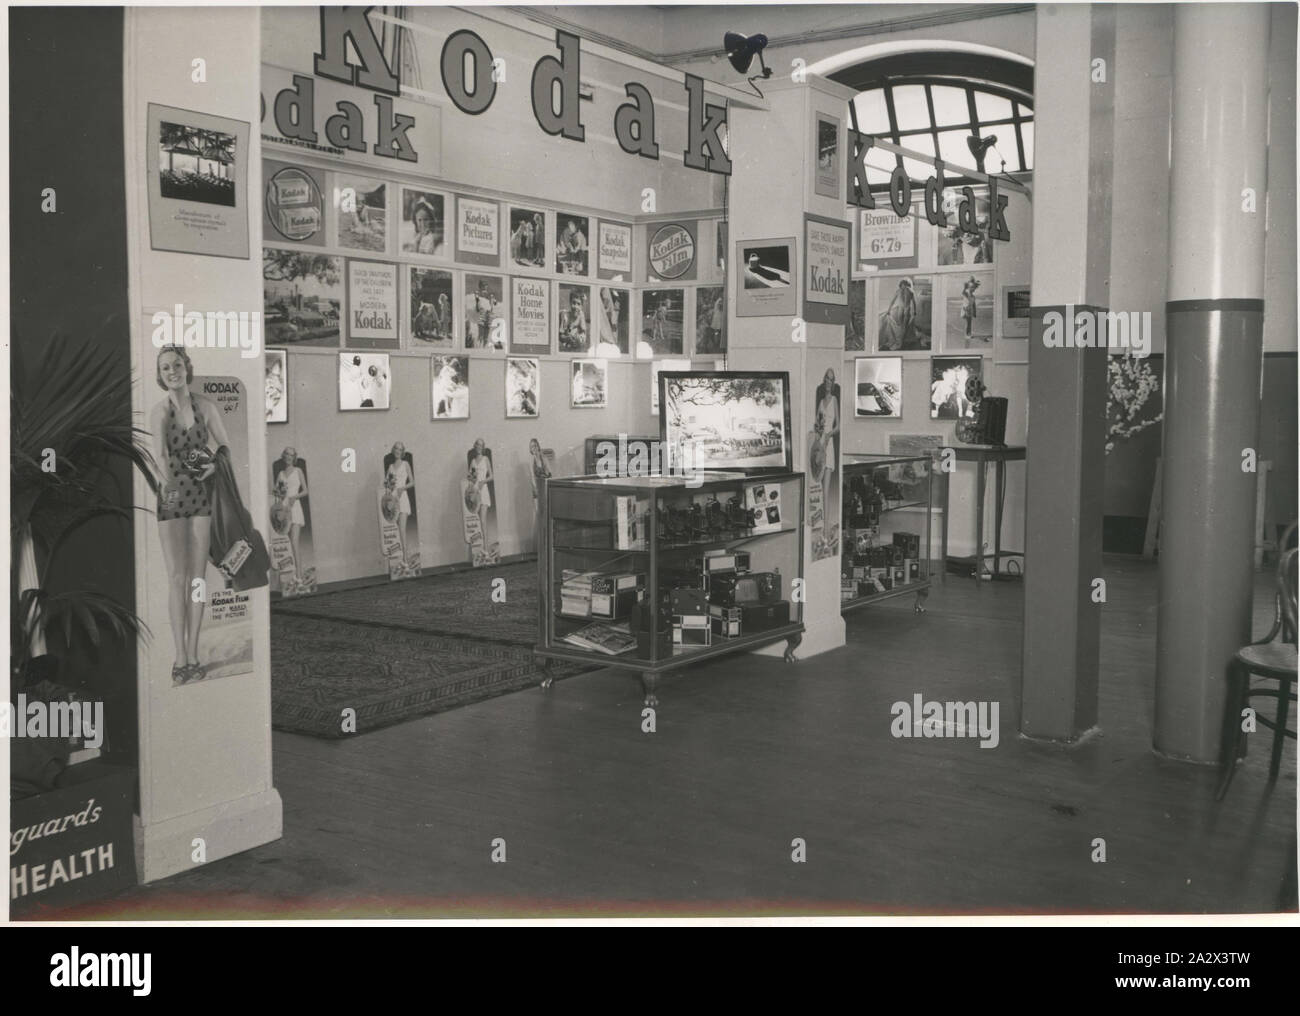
[1106,355,1162,454]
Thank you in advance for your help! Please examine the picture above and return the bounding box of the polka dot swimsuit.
[158,394,213,521]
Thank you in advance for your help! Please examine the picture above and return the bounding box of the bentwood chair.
[1217,523,1298,800]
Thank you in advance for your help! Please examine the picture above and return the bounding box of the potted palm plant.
[10,334,157,788]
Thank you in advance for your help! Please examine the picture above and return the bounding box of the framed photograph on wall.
[430,355,470,420]
[695,285,726,355]
[853,356,902,418]
[507,206,548,271]
[1002,284,1031,338]
[638,288,685,356]
[593,286,631,356]
[263,248,343,348]
[845,279,868,351]
[803,213,851,325]
[511,276,551,355]
[506,356,540,418]
[929,356,983,420]
[455,195,500,267]
[571,358,608,408]
[464,274,508,351]
[346,259,399,349]
[937,187,993,265]
[555,212,590,276]
[339,352,390,411]
[408,266,455,349]
[814,113,840,199]
[658,370,794,474]
[398,186,448,258]
[942,272,995,351]
[265,348,288,423]
[736,238,796,317]
[557,283,592,354]
[334,174,388,253]
[875,275,933,352]
[597,220,633,279]
[148,104,250,259]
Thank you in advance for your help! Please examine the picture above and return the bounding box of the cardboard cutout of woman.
[382,442,420,576]
[465,438,500,565]
[271,447,315,595]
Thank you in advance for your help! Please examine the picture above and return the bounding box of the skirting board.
[134,788,283,883]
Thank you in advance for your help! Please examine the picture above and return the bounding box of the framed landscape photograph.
[658,370,793,474]
[263,249,343,348]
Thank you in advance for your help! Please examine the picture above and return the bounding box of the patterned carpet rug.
[271,562,589,738]
[274,561,541,645]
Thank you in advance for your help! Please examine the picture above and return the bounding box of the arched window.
[828,50,1033,190]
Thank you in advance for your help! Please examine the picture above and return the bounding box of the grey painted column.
[1020,6,1114,741]
[1154,5,1269,762]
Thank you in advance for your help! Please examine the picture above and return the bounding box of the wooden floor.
[53,557,1297,918]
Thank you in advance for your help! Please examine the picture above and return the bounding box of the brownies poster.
[346,260,399,349]
[511,277,551,355]
[148,104,250,259]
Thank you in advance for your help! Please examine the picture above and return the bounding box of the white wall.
[125,6,281,881]
[272,355,655,583]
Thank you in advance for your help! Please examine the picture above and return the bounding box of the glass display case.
[535,471,806,705]
[840,453,935,615]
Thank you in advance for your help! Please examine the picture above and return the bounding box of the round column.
[1154,4,1269,761]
